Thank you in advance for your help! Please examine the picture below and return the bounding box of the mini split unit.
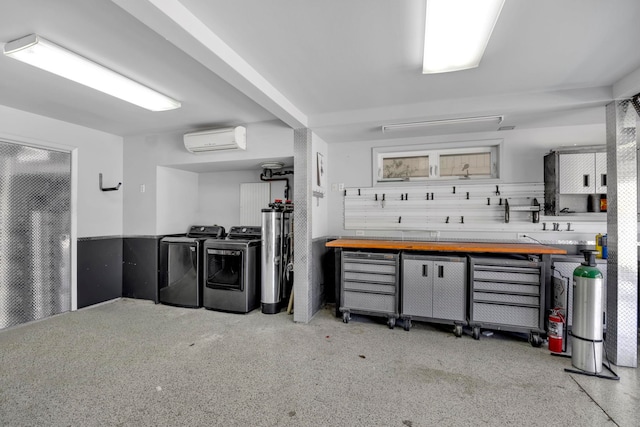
[183,126,246,153]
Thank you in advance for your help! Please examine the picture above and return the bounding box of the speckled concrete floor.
[0,298,638,427]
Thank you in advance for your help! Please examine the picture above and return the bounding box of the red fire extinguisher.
[548,309,565,353]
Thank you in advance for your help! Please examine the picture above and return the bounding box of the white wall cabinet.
[557,151,607,194]
[595,152,607,194]
[544,147,607,215]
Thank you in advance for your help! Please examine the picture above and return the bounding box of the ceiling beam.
[111,0,307,129]
[613,66,640,100]
[309,86,613,129]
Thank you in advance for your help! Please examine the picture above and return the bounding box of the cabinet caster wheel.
[454,325,463,337]
[342,312,350,324]
[472,326,481,340]
[403,319,411,331]
[529,333,542,347]
[387,317,396,329]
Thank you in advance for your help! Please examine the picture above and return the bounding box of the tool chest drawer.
[472,267,541,284]
[468,256,545,345]
[340,251,400,328]
[343,270,396,284]
[473,292,539,306]
[343,280,396,294]
[343,290,396,313]
[472,281,540,295]
[472,302,539,329]
[342,260,396,274]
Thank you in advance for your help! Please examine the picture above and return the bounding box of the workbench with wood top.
[325,239,566,255]
[326,238,566,344]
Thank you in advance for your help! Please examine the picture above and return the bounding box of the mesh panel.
[293,128,312,322]
[0,141,71,329]
[605,100,638,367]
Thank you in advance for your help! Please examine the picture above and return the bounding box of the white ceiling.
[1,0,640,143]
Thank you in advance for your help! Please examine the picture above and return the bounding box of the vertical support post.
[605,100,638,367]
[293,128,313,323]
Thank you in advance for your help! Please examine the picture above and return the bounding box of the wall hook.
[99,173,121,191]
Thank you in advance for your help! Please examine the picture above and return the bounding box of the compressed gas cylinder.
[572,250,604,374]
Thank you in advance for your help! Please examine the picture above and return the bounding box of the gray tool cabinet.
[469,256,545,346]
[339,251,400,328]
[400,253,467,335]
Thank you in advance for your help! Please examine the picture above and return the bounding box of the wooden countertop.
[325,239,566,255]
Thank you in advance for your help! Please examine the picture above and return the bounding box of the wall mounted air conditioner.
[183,126,246,153]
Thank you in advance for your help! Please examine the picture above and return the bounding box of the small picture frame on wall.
[316,153,326,191]
[314,152,326,198]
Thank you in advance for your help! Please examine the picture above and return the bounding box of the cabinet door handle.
[583,174,590,187]
[438,265,444,278]
[601,174,607,187]
[422,265,428,277]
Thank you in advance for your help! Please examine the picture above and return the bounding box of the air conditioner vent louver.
[183,126,246,153]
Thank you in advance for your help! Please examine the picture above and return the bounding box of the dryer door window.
[206,249,244,291]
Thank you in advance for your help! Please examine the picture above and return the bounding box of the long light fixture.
[423,0,505,74]
[382,115,503,133]
[3,34,181,111]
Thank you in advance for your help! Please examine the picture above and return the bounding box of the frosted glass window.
[439,152,491,177]
[382,156,430,179]
[374,140,500,183]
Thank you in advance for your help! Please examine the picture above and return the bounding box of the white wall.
[123,120,294,235]
[0,104,123,238]
[312,132,329,238]
[326,123,606,239]
[197,169,263,230]
[156,167,199,235]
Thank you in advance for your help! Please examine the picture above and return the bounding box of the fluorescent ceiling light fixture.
[3,34,181,111]
[423,0,505,74]
[382,115,503,132]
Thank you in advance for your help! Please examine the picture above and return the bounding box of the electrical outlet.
[338,183,345,191]
[355,230,365,236]
[517,233,527,240]
[331,183,338,191]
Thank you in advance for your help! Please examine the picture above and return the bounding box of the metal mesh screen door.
[0,140,71,330]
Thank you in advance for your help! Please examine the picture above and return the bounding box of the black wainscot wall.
[77,237,123,308]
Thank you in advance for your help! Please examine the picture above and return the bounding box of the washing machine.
[158,225,225,308]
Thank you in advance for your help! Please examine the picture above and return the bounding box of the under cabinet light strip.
[381,115,503,132]
[3,34,181,111]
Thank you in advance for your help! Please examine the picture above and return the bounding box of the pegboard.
[343,182,544,231]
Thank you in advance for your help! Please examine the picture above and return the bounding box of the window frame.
[372,139,502,185]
